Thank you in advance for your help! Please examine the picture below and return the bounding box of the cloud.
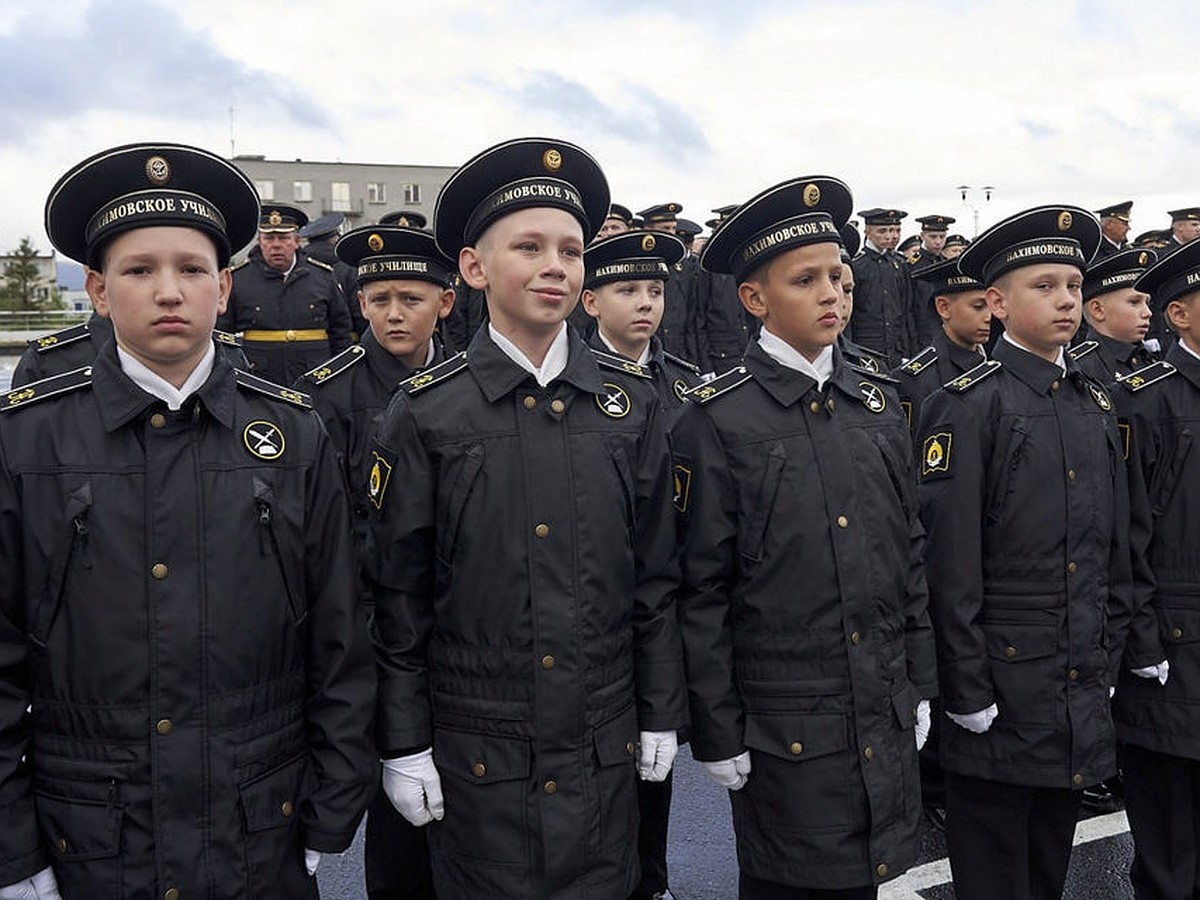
[0,0,333,145]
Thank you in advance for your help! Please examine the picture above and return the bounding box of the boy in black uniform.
[916,205,1134,900]
[836,224,890,374]
[1112,239,1200,900]
[674,176,937,899]
[364,137,686,899]
[1068,247,1158,382]
[0,143,375,898]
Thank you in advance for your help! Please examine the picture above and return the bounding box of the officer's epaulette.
[307,257,335,273]
[213,329,242,347]
[234,370,312,408]
[1067,340,1099,361]
[28,321,91,353]
[899,345,937,377]
[1,366,92,412]
[846,360,898,383]
[301,344,365,385]
[1117,360,1177,392]
[231,258,250,271]
[684,366,753,404]
[943,359,1002,393]
[401,351,468,394]
[590,347,652,379]
[662,350,702,375]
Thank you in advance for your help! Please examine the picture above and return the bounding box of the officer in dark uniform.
[298,224,455,900]
[851,208,916,367]
[1068,247,1158,383]
[1113,238,1200,900]
[1094,201,1133,260]
[916,205,1134,900]
[299,211,364,341]
[218,203,352,385]
[676,175,937,899]
[909,214,957,348]
[0,142,375,899]
[695,204,756,374]
[365,137,686,899]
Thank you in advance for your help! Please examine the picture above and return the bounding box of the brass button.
[156,718,173,736]
[863,746,874,760]
[550,399,565,413]
[850,631,861,645]
[472,762,486,778]
[1052,380,1060,391]
[1067,561,1077,574]
[836,515,849,529]
[1067,469,1076,481]
[809,401,821,414]
[544,780,557,795]
[281,800,294,817]
[825,397,836,411]
[789,741,803,755]
[1073,773,1083,785]
[1069,668,1079,681]
[150,413,167,428]
[151,562,169,580]
[534,523,550,538]
[1173,627,1183,640]
[523,395,537,410]
[57,837,67,853]
[285,329,297,341]
[1005,646,1017,659]
[165,890,180,900]
[626,742,635,755]
[876,863,889,878]
[541,654,555,670]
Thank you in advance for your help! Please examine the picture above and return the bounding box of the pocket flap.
[983,623,1058,662]
[593,705,638,768]
[1160,607,1200,645]
[35,791,121,861]
[435,728,531,785]
[743,712,849,762]
[238,753,312,833]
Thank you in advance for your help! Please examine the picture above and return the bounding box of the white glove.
[382,748,444,827]
[0,867,63,900]
[947,703,999,734]
[1131,659,1170,685]
[304,848,321,876]
[700,750,752,791]
[637,730,679,782]
[915,700,932,751]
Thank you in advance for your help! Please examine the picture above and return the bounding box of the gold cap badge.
[642,234,656,251]
[803,184,821,207]
[368,233,384,252]
[145,155,170,186]
[543,148,562,172]
[1057,211,1073,231]
[268,210,282,226]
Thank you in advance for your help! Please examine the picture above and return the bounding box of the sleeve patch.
[673,464,692,513]
[368,450,394,509]
[1118,421,1131,461]
[922,431,953,478]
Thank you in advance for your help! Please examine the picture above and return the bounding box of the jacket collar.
[1166,341,1200,393]
[468,324,606,402]
[993,336,1074,394]
[934,330,988,373]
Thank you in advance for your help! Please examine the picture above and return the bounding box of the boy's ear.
[985,284,1007,322]
[459,246,488,290]
[1086,297,1106,322]
[1166,296,1193,334]
[437,287,455,319]
[934,294,952,322]
[739,279,767,320]
[581,289,601,318]
[86,268,111,319]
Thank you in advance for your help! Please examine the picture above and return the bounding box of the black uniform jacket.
[917,338,1134,789]
[908,250,944,349]
[659,254,700,363]
[219,246,353,386]
[694,269,755,372]
[850,247,916,368]
[364,326,686,899]
[586,332,703,429]
[673,341,937,889]
[0,345,376,898]
[1113,345,1200,760]
[1068,328,1157,384]
[892,331,987,441]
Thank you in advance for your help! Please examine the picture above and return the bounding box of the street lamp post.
[956,185,996,237]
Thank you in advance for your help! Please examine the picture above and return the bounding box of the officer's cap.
[434,137,609,257]
[1083,247,1157,301]
[916,214,956,231]
[675,218,702,239]
[914,257,984,296]
[259,203,307,234]
[1134,239,1200,305]
[1132,229,1172,249]
[299,212,344,242]
[336,225,454,289]
[898,235,921,254]
[45,142,259,269]
[957,205,1101,286]
[711,204,739,218]
[700,176,852,281]
[378,209,428,229]
[605,203,633,226]
[943,234,970,251]
[1169,207,1200,223]
[858,208,907,226]
[637,202,682,223]
[1095,201,1132,222]
[583,231,685,290]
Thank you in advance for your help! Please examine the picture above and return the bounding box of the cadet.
[378,210,428,228]
[596,202,635,239]
[637,203,696,361]
[1111,239,1200,900]
[218,203,353,385]
[1068,247,1158,383]
[695,204,755,374]
[909,215,957,348]
[1094,201,1133,260]
[675,176,937,899]
[0,143,375,899]
[942,234,969,260]
[916,205,1133,900]
[894,258,991,439]
[837,223,889,374]
[851,208,915,367]
[364,137,686,899]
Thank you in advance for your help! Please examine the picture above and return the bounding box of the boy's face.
[460,207,584,338]
[922,231,947,253]
[582,278,664,357]
[865,224,901,251]
[1086,288,1152,344]
[986,263,1083,359]
[740,242,844,361]
[87,225,230,384]
[937,289,992,350]
[360,279,454,367]
[837,262,854,334]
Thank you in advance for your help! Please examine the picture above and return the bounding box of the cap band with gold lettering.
[336,225,454,287]
[584,231,685,289]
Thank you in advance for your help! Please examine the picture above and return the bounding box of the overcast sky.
[0,0,1196,257]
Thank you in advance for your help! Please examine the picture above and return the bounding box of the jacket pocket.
[985,422,1029,523]
[982,620,1060,726]
[35,783,123,898]
[1149,428,1193,517]
[31,483,92,650]
[238,753,315,895]
[1159,606,1200,648]
[740,443,787,564]
[253,477,307,626]
[592,705,638,850]
[433,728,530,864]
[435,443,484,566]
[606,439,636,536]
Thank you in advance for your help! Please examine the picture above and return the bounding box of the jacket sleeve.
[300,414,377,853]
[1118,398,1164,670]
[916,389,994,715]
[672,402,744,760]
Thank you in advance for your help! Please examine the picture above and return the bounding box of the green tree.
[3,237,48,310]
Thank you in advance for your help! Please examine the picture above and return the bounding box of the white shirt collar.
[1002,332,1066,374]
[865,238,886,254]
[488,323,569,387]
[758,327,834,388]
[117,341,216,410]
[598,329,652,366]
[1179,338,1200,364]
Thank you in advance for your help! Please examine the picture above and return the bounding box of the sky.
[0,0,1197,258]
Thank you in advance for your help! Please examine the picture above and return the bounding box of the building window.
[254,180,275,201]
[403,183,422,205]
[293,181,312,202]
[331,181,351,212]
[367,182,386,204]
